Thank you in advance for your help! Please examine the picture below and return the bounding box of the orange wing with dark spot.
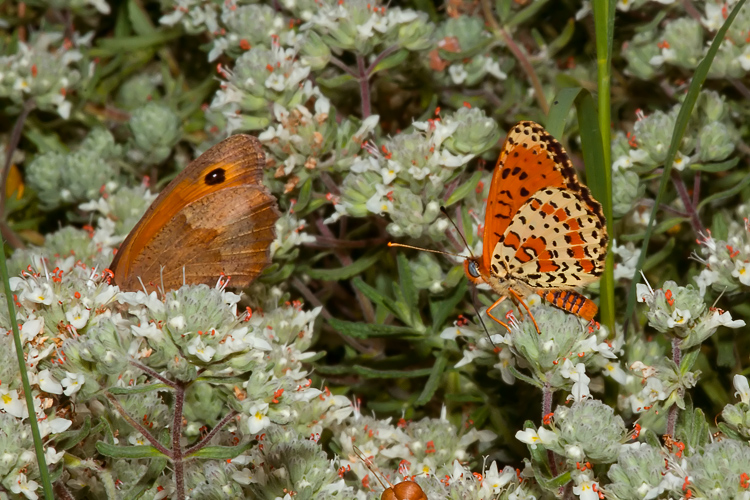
[482,121,605,275]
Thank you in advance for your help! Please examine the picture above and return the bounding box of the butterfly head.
[463,258,485,285]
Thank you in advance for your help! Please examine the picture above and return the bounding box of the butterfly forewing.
[110,135,280,293]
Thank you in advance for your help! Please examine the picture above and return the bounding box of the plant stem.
[184,410,239,456]
[666,337,682,437]
[479,0,548,115]
[366,45,398,76]
[173,382,186,500]
[670,169,705,235]
[104,392,172,456]
[0,233,53,498]
[357,54,371,118]
[542,382,558,477]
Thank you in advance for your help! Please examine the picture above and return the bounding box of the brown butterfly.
[109,135,280,293]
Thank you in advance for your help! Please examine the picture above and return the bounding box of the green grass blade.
[546,88,614,331]
[592,0,616,336]
[0,239,54,499]
[623,0,747,331]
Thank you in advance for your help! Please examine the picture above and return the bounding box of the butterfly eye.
[467,260,480,278]
[204,168,226,186]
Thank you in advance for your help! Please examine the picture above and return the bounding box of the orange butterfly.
[464,121,608,332]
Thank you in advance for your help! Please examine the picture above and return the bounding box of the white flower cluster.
[0,32,90,119]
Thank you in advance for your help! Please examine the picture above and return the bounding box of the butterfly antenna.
[440,206,474,258]
[352,445,391,490]
[387,242,468,259]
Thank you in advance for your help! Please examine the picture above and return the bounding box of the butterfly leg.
[485,296,512,334]
[508,289,541,334]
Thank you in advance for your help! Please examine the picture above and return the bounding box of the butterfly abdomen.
[537,289,597,321]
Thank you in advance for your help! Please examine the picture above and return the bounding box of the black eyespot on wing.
[205,168,226,186]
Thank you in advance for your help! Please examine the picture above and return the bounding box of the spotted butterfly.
[464,121,608,331]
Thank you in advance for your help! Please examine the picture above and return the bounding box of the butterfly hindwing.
[493,187,606,289]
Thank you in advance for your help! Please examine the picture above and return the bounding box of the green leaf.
[327,317,420,339]
[535,470,572,491]
[546,19,575,57]
[316,73,356,88]
[444,171,482,207]
[127,0,156,36]
[625,0,747,331]
[294,178,313,214]
[507,0,550,27]
[306,251,382,280]
[315,364,433,378]
[430,280,467,331]
[369,49,409,75]
[55,417,92,451]
[353,277,401,319]
[495,0,512,22]
[697,173,750,211]
[92,30,183,56]
[107,383,171,395]
[415,352,447,406]
[186,442,253,459]
[439,37,493,62]
[95,442,167,459]
[689,157,739,172]
[680,347,700,374]
[675,397,710,450]
[397,252,418,311]
[718,422,745,441]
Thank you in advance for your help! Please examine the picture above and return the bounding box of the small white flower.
[36,369,63,395]
[265,73,286,92]
[45,446,65,465]
[735,375,750,404]
[636,282,654,303]
[187,336,216,362]
[731,260,750,286]
[515,427,558,448]
[666,307,691,328]
[603,362,628,384]
[448,63,468,85]
[0,388,27,418]
[65,306,90,330]
[483,58,507,80]
[672,151,691,171]
[694,268,719,296]
[702,2,725,31]
[10,473,39,500]
[381,160,401,184]
[482,462,515,492]
[612,154,633,170]
[60,371,85,396]
[705,310,745,330]
[247,403,270,433]
[573,473,600,500]
[20,318,44,343]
